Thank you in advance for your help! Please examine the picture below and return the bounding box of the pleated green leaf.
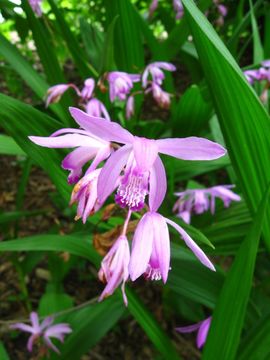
[0,34,66,121]
[104,0,144,71]
[0,94,70,202]
[182,0,270,248]
[0,342,9,360]
[0,134,25,156]
[238,313,270,360]
[202,185,270,359]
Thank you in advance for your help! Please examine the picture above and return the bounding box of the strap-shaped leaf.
[202,185,270,359]
[182,0,270,248]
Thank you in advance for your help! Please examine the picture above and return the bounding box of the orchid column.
[30,107,226,305]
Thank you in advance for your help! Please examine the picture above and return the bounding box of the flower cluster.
[176,316,212,349]
[46,62,176,121]
[30,107,226,305]
[244,60,270,103]
[46,78,110,120]
[173,185,241,224]
[10,312,72,354]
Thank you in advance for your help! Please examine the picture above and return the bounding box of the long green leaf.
[0,34,66,121]
[202,185,270,359]
[182,0,270,248]
[0,134,25,156]
[0,94,70,202]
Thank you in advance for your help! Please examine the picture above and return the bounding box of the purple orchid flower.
[67,108,226,214]
[151,83,172,109]
[28,0,42,17]
[173,185,241,224]
[80,78,95,101]
[244,69,261,84]
[176,316,211,349]
[173,0,184,20]
[142,61,176,88]
[98,235,130,306]
[126,95,135,119]
[70,168,102,223]
[29,117,112,185]
[85,98,111,120]
[129,212,215,284]
[45,84,80,107]
[107,71,141,102]
[10,312,72,354]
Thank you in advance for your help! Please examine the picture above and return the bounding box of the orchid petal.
[133,137,159,172]
[157,137,226,160]
[30,312,40,331]
[69,107,133,144]
[197,317,211,349]
[43,336,60,354]
[149,156,167,212]
[27,334,36,352]
[29,134,102,149]
[10,323,35,334]
[129,213,154,281]
[97,144,132,204]
[152,213,170,282]
[176,322,202,333]
[165,218,215,271]
[40,316,54,331]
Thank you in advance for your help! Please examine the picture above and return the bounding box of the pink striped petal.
[149,156,167,212]
[157,137,226,160]
[69,107,133,144]
[29,134,102,148]
[165,218,215,271]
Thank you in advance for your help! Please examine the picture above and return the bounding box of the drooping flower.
[10,312,72,354]
[80,78,95,101]
[173,0,184,20]
[85,98,111,120]
[129,212,215,284]
[28,0,42,17]
[70,169,102,223]
[67,108,226,214]
[107,71,141,102]
[173,185,241,224]
[126,95,135,119]
[29,118,112,185]
[151,83,172,109]
[45,84,80,107]
[142,62,176,88]
[149,0,159,17]
[98,234,130,305]
[176,316,212,349]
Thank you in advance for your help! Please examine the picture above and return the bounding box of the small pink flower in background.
[173,0,184,20]
[80,78,95,101]
[45,84,80,107]
[98,234,130,306]
[85,98,111,120]
[28,0,42,17]
[107,71,140,102]
[151,83,172,109]
[173,185,241,224]
[10,312,72,354]
[129,212,215,284]
[126,95,135,119]
[176,316,212,349]
[142,62,176,88]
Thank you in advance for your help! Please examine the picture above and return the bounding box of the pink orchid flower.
[107,71,141,102]
[176,316,212,349]
[67,108,226,214]
[85,98,111,120]
[98,235,130,306]
[142,61,176,88]
[10,312,72,354]
[129,212,215,284]
[126,95,135,119]
[80,78,95,101]
[173,185,241,224]
[149,0,159,17]
[173,0,184,20]
[45,84,80,107]
[151,83,172,109]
